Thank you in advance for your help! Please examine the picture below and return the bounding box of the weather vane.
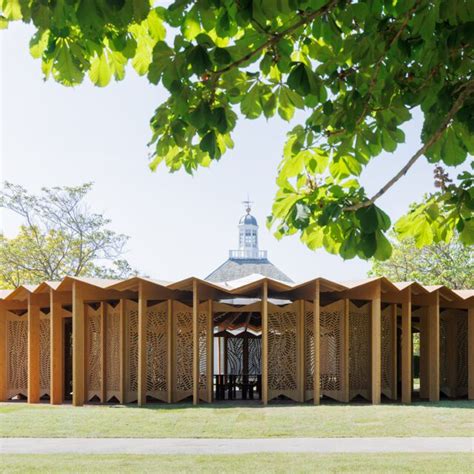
[242,195,253,214]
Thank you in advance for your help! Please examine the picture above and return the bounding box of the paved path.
[1,437,472,455]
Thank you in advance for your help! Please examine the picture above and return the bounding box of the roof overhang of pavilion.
[0,274,472,309]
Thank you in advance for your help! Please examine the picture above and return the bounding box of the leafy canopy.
[2,0,473,260]
[369,231,474,288]
[0,182,138,288]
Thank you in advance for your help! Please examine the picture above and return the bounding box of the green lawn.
[1,453,472,473]
[1,400,473,438]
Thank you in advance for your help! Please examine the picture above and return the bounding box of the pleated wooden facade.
[0,276,472,407]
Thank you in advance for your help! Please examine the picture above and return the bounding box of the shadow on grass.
[109,397,474,411]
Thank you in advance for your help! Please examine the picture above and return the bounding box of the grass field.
[1,453,472,473]
[1,400,472,438]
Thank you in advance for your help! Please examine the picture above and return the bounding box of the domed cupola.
[205,199,292,283]
[234,201,261,259]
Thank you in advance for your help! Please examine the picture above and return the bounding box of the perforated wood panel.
[39,310,51,398]
[105,303,121,402]
[198,305,210,401]
[349,302,370,401]
[268,303,298,401]
[86,304,101,401]
[439,312,450,396]
[439,310,468,398]
[320,300,345,402]
[146,301,168,402]
[456,312,468,397]
[126,300,138,403]
[304,304,315,401]
[227,337,243,374]
[174,302,193,402]
[248,337,261,375]
[381,305,396,400]
[6,313,28,399]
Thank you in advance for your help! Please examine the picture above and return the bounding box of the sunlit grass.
[0,399,472,438]
[1,453,472,473]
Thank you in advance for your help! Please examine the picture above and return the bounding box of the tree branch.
[211,0,338,78]
[343,79,474,212]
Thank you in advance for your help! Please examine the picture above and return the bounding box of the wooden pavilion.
[0,274,473,407]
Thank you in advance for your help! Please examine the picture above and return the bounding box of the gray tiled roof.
[205,258,293,283]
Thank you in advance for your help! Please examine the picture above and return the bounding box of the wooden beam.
[391,303,398,401]
[371,283,381,404]
[72,282,85,406]
[297,299,305,403]
[119,299,126,404]
[342,298,350,403]
[192,280,199,406]
[167,299,174,404]
[100,302,106,403]
[27,294,40,404]
[469,306,474,400]
[50,290,63,405]
[313,280,320,405]
[137,283,147,406]
[0,304,6,401]
[262,280,269,405]
[207,299,213,403]
[401,289,412,403]
[428,292,440,402]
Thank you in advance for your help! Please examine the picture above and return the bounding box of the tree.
[0,182,137,287]
[369,231,474,288]
[2,0,473,261]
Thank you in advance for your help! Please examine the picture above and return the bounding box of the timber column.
[428,292,440,402]
[468,305,474,400]
[137,282,147,406]
[401,288,412,403]
[119,299,126,404]
[371,281,382,404]
[72,282,85,406]
[297,299,305,403]
[313,280,320,404]
[192,280,199,405]
[167,299,174,403]
[207,299,213,403]
[28,294,40,403]
[342,298,350,403]
[50,290,64,404]
[0,304,6,401]
[261,280,269,405]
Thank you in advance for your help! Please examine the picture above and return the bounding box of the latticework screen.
[320,300,345,402]
[304,304,314,401]
[174,302,193,402]
[126,300,138,403]
[248,337,261,375]
[146,301,168,402]
[227,337,243,374]
[439,310,468,398]
[268,303,298,401]
[6,313,28,399]
[198,307,209,401]
[456,312,468,396]
[349,302,370,401]
[105,303,121,402]
[381,305,396,400]
[39,310,51,398]
[86,304,101,401]
[439,311,450,396]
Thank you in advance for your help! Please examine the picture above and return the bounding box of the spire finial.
[242,195,253,214]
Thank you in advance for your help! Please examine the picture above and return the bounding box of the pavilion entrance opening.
[213,310,262,401]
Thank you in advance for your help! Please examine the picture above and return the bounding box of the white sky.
[0,23,461,283]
